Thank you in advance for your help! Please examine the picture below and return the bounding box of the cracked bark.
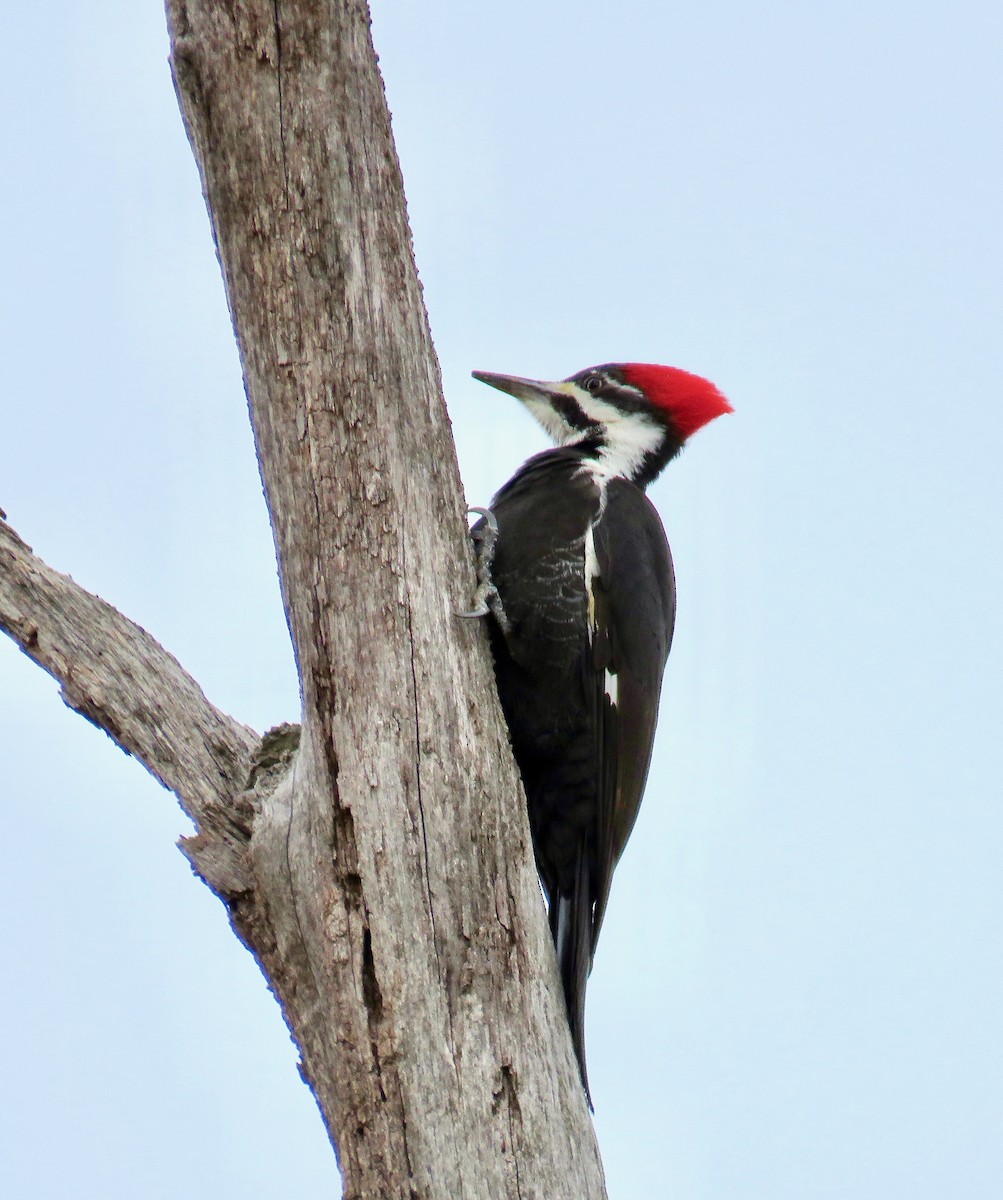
[0,1,608,1197]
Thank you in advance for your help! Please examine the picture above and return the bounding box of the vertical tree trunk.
[162,2,606,1196]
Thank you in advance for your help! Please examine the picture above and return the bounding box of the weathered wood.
[0,517,257,850]
[0,2,609,1195]
[165,0,605,1191]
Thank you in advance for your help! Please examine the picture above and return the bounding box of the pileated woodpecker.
[464,362,732,1102]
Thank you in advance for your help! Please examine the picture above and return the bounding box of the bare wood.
[167,1,606,1195]
[0,0,608,1194]
[0,516,257,865]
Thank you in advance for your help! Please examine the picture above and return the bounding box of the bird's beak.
[471,370,571,406]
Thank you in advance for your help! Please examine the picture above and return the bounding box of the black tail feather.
[550,848,594,1107]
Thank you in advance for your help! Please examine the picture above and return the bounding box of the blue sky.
[2,3,1001,1197]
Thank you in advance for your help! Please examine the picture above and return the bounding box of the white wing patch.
[584,520,600,643]
[584,515,620,709]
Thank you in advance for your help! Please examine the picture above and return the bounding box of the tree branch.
[0,514,257,845]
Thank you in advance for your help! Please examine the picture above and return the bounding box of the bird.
[462,361,732,1103]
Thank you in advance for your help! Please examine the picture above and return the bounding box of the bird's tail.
[551,848,594,1107]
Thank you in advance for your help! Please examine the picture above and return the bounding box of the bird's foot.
[457,506,511,634]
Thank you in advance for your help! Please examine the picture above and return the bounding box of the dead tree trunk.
[0,2,607,1197]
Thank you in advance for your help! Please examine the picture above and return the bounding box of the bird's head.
[472,362,732,486]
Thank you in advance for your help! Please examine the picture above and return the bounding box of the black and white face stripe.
[566,365,647,414]
[555,369,668,483]
[539,389,601,438]
[472,365,680,486]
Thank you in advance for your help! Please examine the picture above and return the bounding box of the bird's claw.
[465,505,498,540]
[456,598,491,620]
[457,505,510,633]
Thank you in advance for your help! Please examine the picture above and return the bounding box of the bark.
[0,2,608,1197]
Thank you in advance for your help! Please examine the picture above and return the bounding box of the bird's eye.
[584,374,603,393]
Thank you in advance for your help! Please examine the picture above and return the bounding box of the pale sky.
[2,3,1002,1197]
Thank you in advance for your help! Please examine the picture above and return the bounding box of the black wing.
[473,458,673,1101]
[589,478,676,947]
